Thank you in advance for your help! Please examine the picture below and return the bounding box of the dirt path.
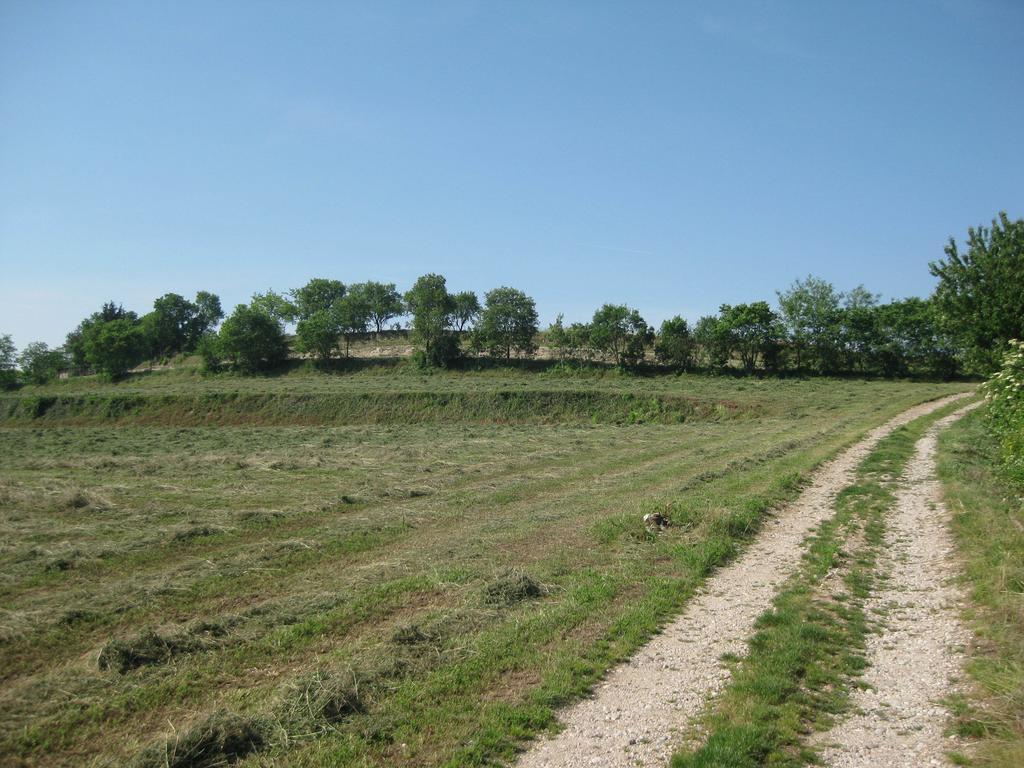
[515,393,972,768]
[818,402,979,768]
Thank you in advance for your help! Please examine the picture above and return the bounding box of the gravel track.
[515,393,972,768]
[818,402,979,768]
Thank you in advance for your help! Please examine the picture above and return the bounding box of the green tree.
[84,318,148,379]
[148,293,198,357]
[193,291,225,338]
[547,316,593,361]
[839,286,880,373]
[589,304,652,367]
[474,287,539,360]
[718,302,781,373]
[294,310,341,363]
[18,342,67,385]
[451,291,481,332]
[65,302,138,372]
[290,278,346,321]
[0,334,17,389]
[218,305,289,372]
[250,290,297,324]
[335,288,372,356]
[693,315,731,369]
[776,276,843,372]
[872,298,958,378]
[930,211,1024,373]
[355,281,404,334]
[655,316,695,369]
[404,273,457,367]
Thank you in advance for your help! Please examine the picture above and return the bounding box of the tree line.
[1,212,1021,385]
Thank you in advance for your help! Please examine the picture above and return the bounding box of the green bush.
[982,339,1024,484]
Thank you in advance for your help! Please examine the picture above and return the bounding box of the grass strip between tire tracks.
[671,398,974,768]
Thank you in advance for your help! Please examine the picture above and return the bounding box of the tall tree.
[294,310,341,363]
[930,211,1024,373]
[474,287,539,359]
[83,318,148,379]
[148,293,198,357]
[404,274,457,366]
[589,304,652,367]
[718,302,781,373]
[335,289,372,356]
[217,304,289,372]
[655,316,695,369]
[451,291,481,332]
[65,301,139,372]
[250,290,297,324]
[0,334,17,389]
[18,342,67,385]
[776,276,843,372]
[354,282,404,334]
[693,315,731,368]
[290,278,346,321]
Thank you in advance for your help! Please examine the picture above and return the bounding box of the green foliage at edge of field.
[938,410,1024,768]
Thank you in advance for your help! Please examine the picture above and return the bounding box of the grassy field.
[0,370,967,766]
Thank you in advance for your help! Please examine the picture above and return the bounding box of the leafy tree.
[930,211,1024,373]
[693,315,731,368]
[718,302,781,373]
[217,305,289,372]
[290,278,346,321]
[839,286,880,373]
[18,342,67,385]
[251,290,297,324]
[84,318,148,379]
[655,316,695,369]
[776,276,843,372]
[872,298,958,378]
[194,291,224,332]
[474,287,539,360]
[451,291,481,332]
[148,293,197,357]
[65,301,139,372]
[294,310,341,363]
[0,334,17,389]
[404,273,457,367]
[589,304,652,367]
[354,281,404,334]
[335,289,372,356]
[547,316,593,362]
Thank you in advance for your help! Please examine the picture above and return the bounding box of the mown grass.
[938,410,1024,767]
[0,374,966,766]
[671,399,969,767]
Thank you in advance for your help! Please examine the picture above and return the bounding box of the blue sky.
[1,0,1022,348]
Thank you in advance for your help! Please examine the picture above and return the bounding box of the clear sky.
[1,0,1022,348]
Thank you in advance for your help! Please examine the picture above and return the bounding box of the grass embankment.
[938,410,1024,767]
[0,376,966,766]
[0,389,756,426]
[671,399,970,767]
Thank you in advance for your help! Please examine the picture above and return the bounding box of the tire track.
[514,393,971,768]
[818,402,979,767]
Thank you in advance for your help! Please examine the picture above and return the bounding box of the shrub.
[982,339,1024,484]
[217,304,289,372]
